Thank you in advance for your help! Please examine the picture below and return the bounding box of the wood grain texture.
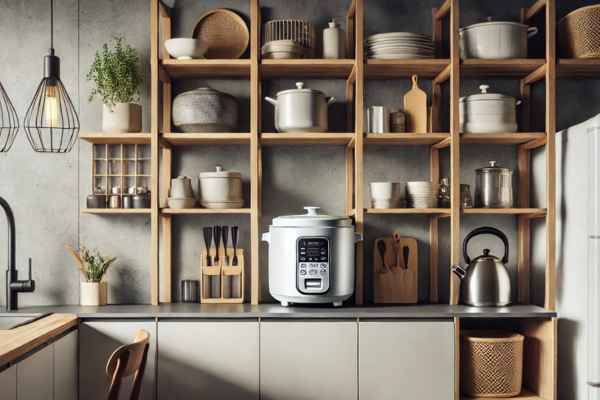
[150,0,160,305]
[261,132,354,146]
[161,215,172,303]
[461,59,545,77]
[373,237,418,304]
[0,314,77,368]
[250,0,260,305]
[80,133,151,144]
[365,59,450,79]
[430,146,440,303]
[262,59,355,78]
[162,59,251,78]
[82,208,151,215]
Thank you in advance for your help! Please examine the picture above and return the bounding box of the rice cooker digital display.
[297,237,330,294]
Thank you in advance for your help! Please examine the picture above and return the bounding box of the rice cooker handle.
[261,232,271,243]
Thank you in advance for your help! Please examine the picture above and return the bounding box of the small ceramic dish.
[165,38,205,60]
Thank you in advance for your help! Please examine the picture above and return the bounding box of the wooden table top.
[0,313,78,367]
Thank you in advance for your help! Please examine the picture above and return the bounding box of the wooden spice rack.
[200,248,245,304]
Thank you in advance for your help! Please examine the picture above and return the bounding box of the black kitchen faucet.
[0,196,34,310]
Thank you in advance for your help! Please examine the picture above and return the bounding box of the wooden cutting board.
[373,234,418,304]
[403,75,428,133]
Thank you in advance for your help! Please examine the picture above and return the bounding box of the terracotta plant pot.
[102,103,142,133]
[80,281,108,306]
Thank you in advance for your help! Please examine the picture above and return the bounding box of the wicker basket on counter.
[461,330,525,398]
[559,5,600,58]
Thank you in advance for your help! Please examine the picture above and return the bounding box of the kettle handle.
[463,226,509,264]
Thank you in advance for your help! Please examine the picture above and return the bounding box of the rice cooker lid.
[277,82,325,97]
[460,85,515,102]
[199,165,241,178]
[272,206,352,227]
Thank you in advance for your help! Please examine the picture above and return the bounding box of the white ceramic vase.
[102,103,142,133]
[80,281,108,306]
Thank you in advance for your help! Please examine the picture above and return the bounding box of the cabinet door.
[359,320,454,400]
[0,365,17,400]
[54,330,77,400]
[158,320,259,400]
[79,320,156,400]
[260,320,357,400]
[17,344,53,400]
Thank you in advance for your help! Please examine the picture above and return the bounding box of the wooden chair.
[105,329,150,400]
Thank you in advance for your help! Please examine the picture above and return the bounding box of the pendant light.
[0,81,19,152]
[23,0,79,153]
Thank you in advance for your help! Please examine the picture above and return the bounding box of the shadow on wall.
[558,318,582,400]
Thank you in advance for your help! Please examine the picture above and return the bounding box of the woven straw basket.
[461,330,525,398]
[558,5,600,58]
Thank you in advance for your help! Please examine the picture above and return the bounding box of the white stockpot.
[198,165,243,208]
[460,19,538,59]
[262,206,362,307]
[459,85,521,133]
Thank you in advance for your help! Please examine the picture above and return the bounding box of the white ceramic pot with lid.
[460,18,538,59]
[264,82,336,132]
[262,206,362,307]
[198,165,243,209]
[459,85,521,133]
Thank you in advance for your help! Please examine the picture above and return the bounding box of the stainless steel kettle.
[452,226,511,306]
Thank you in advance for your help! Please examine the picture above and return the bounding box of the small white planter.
[80,281,108,306]
[102,103,142,133]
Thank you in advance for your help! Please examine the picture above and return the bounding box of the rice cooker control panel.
[297,238,330,294]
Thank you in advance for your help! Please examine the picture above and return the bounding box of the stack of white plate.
[366,32,435,59]
[406,181,439,208]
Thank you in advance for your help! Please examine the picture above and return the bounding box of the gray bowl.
[172,87,238,132]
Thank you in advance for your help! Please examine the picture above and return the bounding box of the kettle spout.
[264,96,277,107]
[452,265,466,280]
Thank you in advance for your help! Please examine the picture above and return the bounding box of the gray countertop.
[5,304,557,319]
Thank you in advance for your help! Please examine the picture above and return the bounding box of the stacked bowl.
[406,181,438,208]
[366,32,435,59]
[370,182,406,209]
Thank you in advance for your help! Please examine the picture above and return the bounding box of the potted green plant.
[87,36,143,133]
[67,245,116,306]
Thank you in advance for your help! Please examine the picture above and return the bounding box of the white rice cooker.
[262,207,362,307]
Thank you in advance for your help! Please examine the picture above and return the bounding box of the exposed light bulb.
[44,84,59,127]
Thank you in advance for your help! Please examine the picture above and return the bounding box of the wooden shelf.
[161,59,251,79]
[365,133,450,146]
[462,390,542,400]
[261,132,355,146]
[161,208,252,215]
[365,59,450,79]
[80,132,151,144]
[261,59,355,78]
[82,208,151,215]
[162,133,251,146]
[558,58,600,78]
[461,59,545,77]
[463,208,546,218]
[461,133,546,146]
[367,208,451,215]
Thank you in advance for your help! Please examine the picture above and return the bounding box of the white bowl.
[165,38,205,60]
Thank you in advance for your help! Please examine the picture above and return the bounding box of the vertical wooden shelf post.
[449,0,461,305]
[354,0,365,305]
[545,0,556,310]
[250,0,261,305]
[150,0,160,305]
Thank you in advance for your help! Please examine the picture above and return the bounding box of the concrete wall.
[0,1,598,397]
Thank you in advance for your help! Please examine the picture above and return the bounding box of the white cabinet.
[79,320,157,400]
[260,320,358,400]
[359,320,454,400]
[157,320,259,400]
[17,344,53,400]
[54,331,77,400]
[0,365,17,400]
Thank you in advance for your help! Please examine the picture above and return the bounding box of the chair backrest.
[105,329,150,400]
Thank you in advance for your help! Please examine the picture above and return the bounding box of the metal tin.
[475,161,513,208]
[132,193,149,208]
[122,194,133,209]
[180,280,200,303]
[367,106,390,133]
[109,195,121,209]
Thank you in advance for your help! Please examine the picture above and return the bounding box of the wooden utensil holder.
[373,234,418,304]
[200,247,244,304]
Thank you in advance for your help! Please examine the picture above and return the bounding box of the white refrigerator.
[556,113,600,400]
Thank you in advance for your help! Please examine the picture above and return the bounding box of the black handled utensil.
[222,226,229,265]
[203,227,212,266]
[232,226,239,266]
[402,245,410,270]
[213,226,221,264]
[377,240,389,273]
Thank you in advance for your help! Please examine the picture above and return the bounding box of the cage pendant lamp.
[23,0,79,153]
[0,81,19,152]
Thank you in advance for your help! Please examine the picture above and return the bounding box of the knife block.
[372,236,418,304]
[200,248,244,304]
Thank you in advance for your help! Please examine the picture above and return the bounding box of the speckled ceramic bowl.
[172,88,238,132]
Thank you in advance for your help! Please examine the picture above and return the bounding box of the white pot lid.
[460,18,528,32]
[460,85,516,102]
[272,206,352,227]
[199,165,241,178]
[277,82,325,97]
